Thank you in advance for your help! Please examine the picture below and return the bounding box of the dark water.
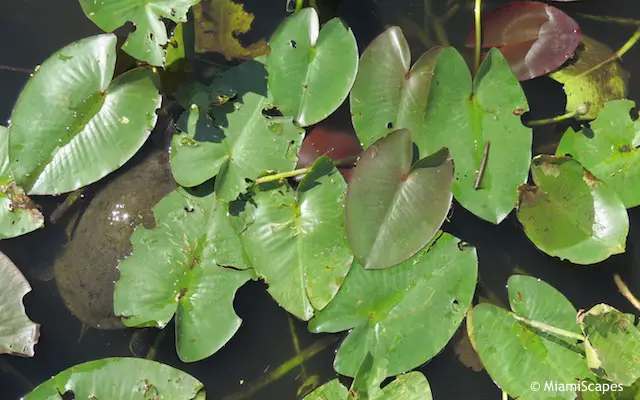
[1,1,640,399]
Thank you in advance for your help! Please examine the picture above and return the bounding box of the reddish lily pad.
[296,109,362,183]
[346,129,453,270]
[466,1,582,80]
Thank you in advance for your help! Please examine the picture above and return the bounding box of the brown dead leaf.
[193,0,271,61]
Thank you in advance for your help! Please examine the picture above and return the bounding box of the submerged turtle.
[53,118,177,330]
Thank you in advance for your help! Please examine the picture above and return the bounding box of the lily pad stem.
[576,14,640,27]
[0,65,33,74]
[512,314,585,342]
[474,141,490,190]
[613,274,640,311]
[295,0,303,13]
[222,335,339,400]
[576,27,640,80]
[255,155,359,184]
[525,104,590,127]
[287,314,308,383]
[473,0,482,75]
[425,0,451,46]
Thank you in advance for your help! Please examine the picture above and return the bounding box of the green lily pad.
[304,379,349,400]
[346,129,453,270]
[579,304,640,386]
[267,7,358,127]
[350,353,433,400]
[516,155,628,264]
[25,357,204,399]
[9,34,161,195]
[556,99,640,208]
[309,232,477,377]
[238,157,353,320]
[350,28,531,224]
[304,354,432,400]
[468,275,591,400]
[349,27,453,151]
[113,186,253,363]
[0,252,39,357]
[170,59,303,201]
[0,126,11,180]
[0,181,44,239]
[550,36,629,120]
[0,127,43,239]
[78,0,199,66]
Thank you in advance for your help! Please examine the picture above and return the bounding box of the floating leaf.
[309,232,477,377]
[349,27,455,151]
[25,357,203,399]
[350,353,433,400]
[238,157,352,320]
[304,380,349,400]
[114,187,253,362]
[9,34,161,195]
[170,59,303,201]
[424,48,532,224]
[267,7,359,127]
[468,275,591,400]
[579,304,640,386]
[351,28,531,223]
[296,112,362,183]
[0,127,42,239]
[556,99,640,208]
[78,0,199,66]
[550,36,629,120]
[465,1,582,80]
[0,181,44,239]
[165,23,188,73]
[0,252,39,357]
[193,0,271,61]
[0,126,11,180]
[345,129,453,270]
[516,155,628,264]
[304,354,432,400]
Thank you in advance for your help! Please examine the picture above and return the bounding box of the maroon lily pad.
[466,1,582,80]
[296,108,362,183]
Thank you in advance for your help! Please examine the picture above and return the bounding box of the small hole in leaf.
[149,32,154,41]
[290,40,297,48]
[452,299,459,306]
[630,107,639,121]
[184,206,194,213]
[386,122,393,129]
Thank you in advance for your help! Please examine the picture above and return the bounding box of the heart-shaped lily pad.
[0,128,44,239]
[349,28,460,152]
[468,275,592,400]
[550,36,629,120]
[579,304,640,386]
[114,186,253,363]
[516,155,628,264]
[9,34,161,195]
[465,1,582,80]
[350,28,531,224]
[25,357,203,399]
[267,7,358,127]
[170,58,304,201]
[78,0,200,66]
[0,252,39,357]
[238,157,353,320]
[309,232,477,377]
[556,99,640,208]
[346,129,453,270]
